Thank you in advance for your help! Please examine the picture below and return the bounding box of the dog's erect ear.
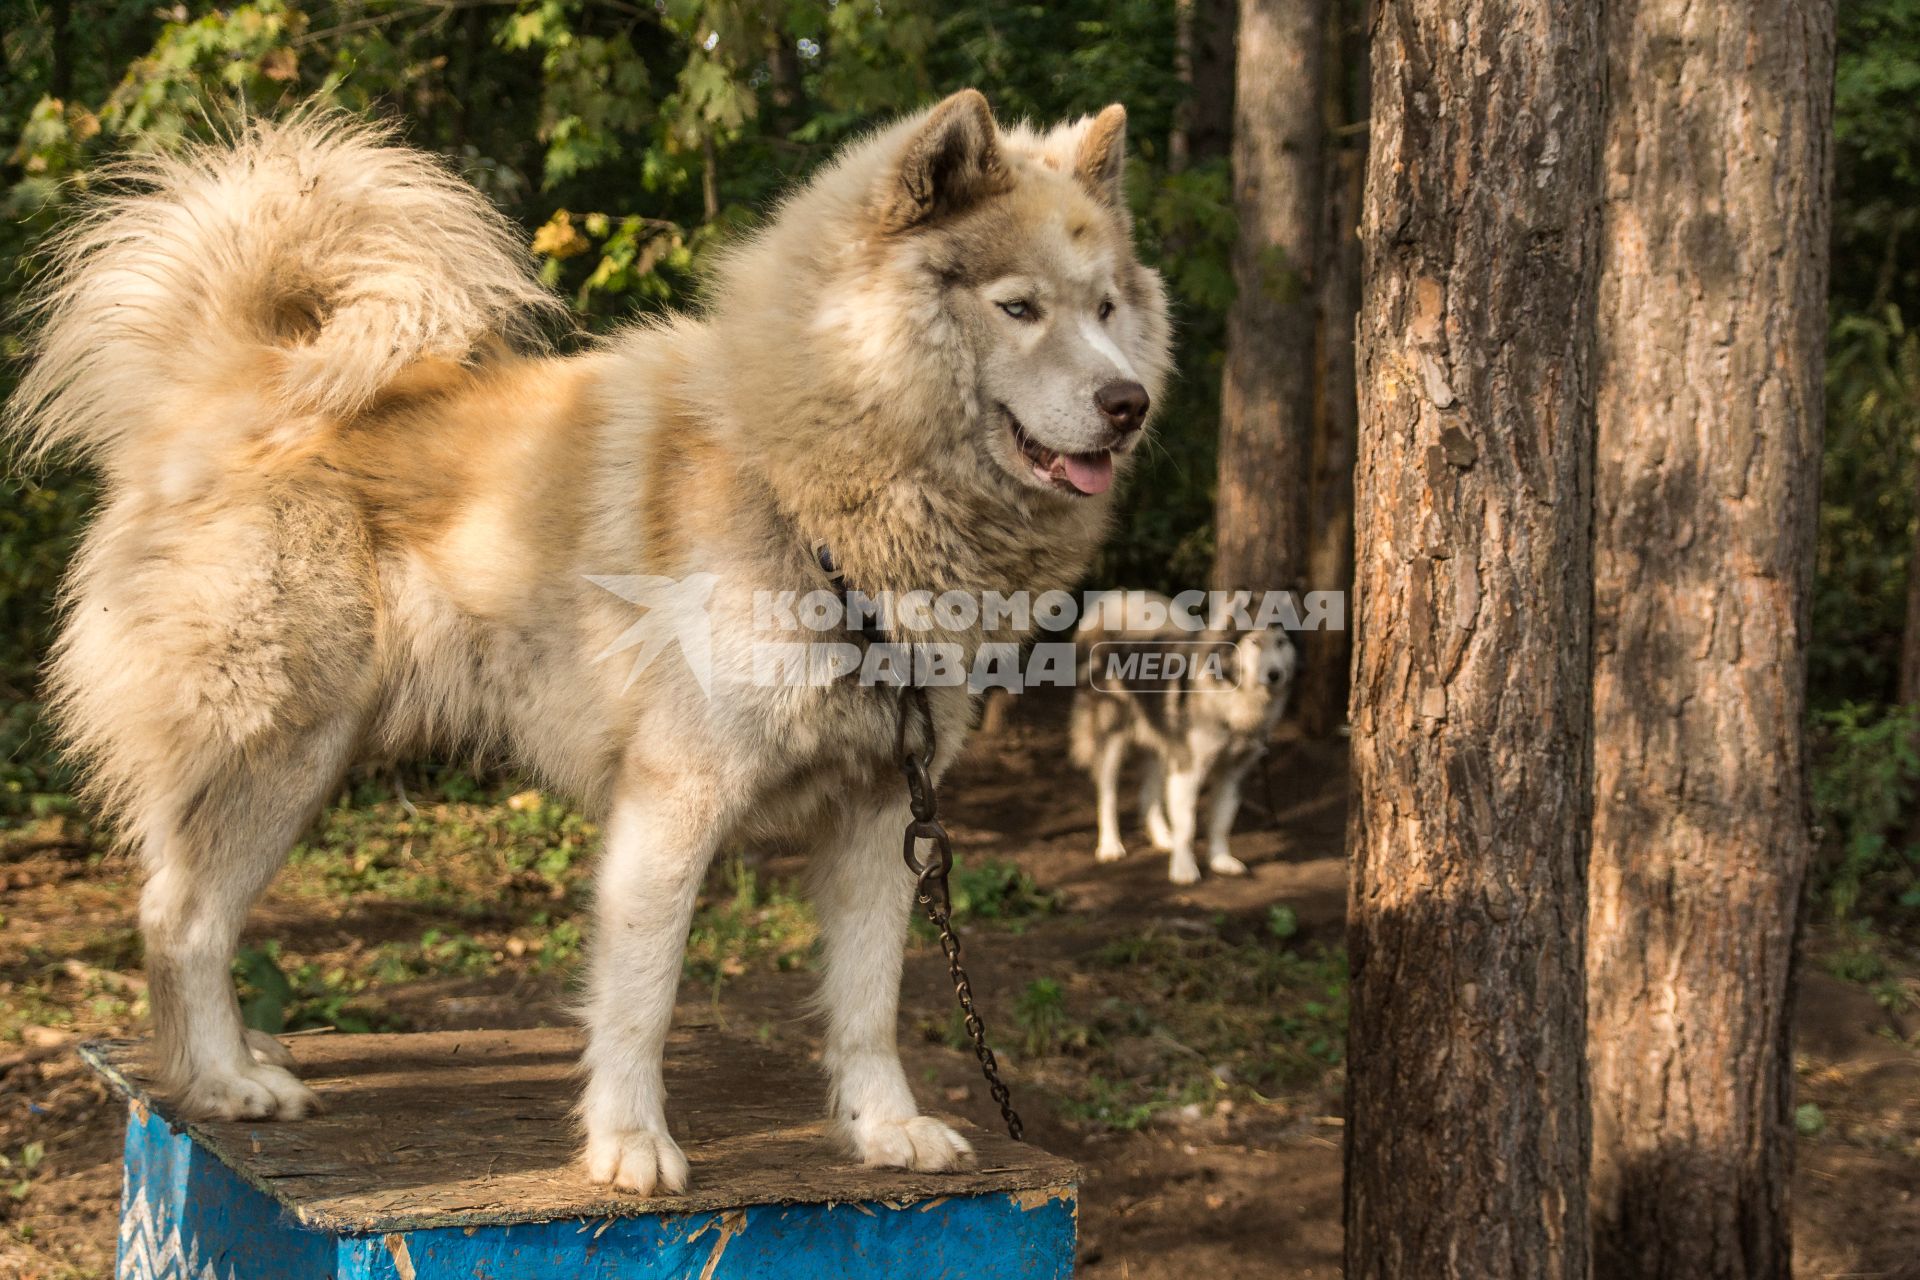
[876,89,1005,232]
[1074,104,1129,208]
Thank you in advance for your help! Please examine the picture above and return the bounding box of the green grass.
[1051,921,1349,1129]
[683,857,818,995]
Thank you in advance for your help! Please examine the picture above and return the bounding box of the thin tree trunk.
[1901,515,1920,709]
[449,1,486,149]
[1170,0,1196,174]
[1344,0,1602,1274]
[1299,1,1366,738]
[1171,0,1237,173]
[767,28,807,138]
[1300,145,1359,735]
[1586,3,1834,1276]
[1211,0,1327,596]
[701,132,720,222]
[48,0,74,102]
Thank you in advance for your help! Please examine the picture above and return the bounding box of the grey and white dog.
[1069,591,1297,884]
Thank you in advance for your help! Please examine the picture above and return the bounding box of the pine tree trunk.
[1211,0,1327,595]
[1586,3,1834,1276]
[1299,3,1366,738]
[1171,0,1238,172]
[1344,0,1602,1274]
[1300,146,1361,736]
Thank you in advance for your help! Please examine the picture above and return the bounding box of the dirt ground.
[3,688,1918,1278]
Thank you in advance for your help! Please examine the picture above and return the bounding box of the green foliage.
[947,857,1060,922]
[1013,976,1068,1057]
[1834,0,1920,317]
[1799,0,1920,716]
[233,940,391,1033]
[1,1140,46,1202]
[1810,702,1920,919]
[371,927,498,983]
[1813,308,1920,707]
[0,471,89,813]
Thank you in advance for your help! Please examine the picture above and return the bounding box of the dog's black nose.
[1095,380,1149,435]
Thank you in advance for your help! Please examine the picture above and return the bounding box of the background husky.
[4,90,1170,1193]
[1070,590,1297,885]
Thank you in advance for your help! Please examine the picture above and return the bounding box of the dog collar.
[812,540,893,647]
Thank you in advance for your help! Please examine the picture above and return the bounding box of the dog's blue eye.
[1098,299,1115,322]
[998,300,1035,320]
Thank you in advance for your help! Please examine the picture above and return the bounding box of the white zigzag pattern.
[118,1180,238,1280]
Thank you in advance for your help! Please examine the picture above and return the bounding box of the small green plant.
[947,859,1061,922]
[2,1141,45,1201]
[233,942,393,1035]
[1823,923,1892,984]
[1267,904,1300,941]
[1014,978,1069,1057]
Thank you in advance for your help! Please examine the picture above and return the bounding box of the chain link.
[895,684,1025,1142]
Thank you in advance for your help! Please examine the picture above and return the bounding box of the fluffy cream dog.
[7,91,1170,1192]
[1070,591,1297,884]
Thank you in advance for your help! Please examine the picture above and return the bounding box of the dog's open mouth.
[1006,411,1114,497]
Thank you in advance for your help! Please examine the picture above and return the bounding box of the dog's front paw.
[1207,852,1249,877]
[585,1127,690,1195]
[1168,858,1202,886]
[177,1062,319,1121]
[1094,838,1129,863]
[848,1114,975,1173]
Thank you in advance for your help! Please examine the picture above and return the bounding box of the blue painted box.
[81,1028,1077,1279]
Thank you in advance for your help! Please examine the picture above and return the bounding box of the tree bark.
[1299,2,1366,738]
[1210,0,1327,596]
[1586,3,1834,1277]
[1344,0,1602,1275]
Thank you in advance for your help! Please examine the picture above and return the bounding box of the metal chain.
[895,683,1025,1142]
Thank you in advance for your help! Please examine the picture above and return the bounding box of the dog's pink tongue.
[1062,451,1114,495]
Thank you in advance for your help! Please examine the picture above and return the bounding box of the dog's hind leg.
[810,797,974,1172]
[1092,735,1129,863]
[1204,751,1260,877]
[141,711,360,1121]
[1138,751,1174,851]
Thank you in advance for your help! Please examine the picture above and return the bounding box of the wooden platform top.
[80,1026,1076,1234]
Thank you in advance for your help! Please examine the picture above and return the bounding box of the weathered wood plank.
[81,1025,1075,1235]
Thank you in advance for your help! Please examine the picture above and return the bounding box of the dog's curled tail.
[6,112,563,468]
